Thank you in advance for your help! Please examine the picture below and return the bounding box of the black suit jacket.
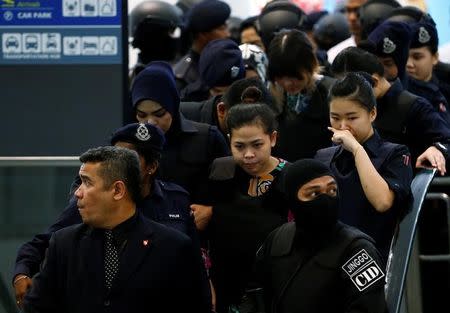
[23,213,210,313]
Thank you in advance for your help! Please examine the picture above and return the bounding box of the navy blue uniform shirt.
[377,79,450,160]
[315,131,413,261]
[407,76,450,126]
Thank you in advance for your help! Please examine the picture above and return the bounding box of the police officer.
[132,61,229,203]
[315,72,412,260]
[13,123,211,309]
[359,20,412,84]
[256,159,387,313]
[331,46,450,176]
[129,0,183,78]
[406,22,450,124]
[173,0,231,101]
[180,38,245,136]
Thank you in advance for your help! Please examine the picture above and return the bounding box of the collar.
[150,179,164,200]
[380,78,404,105]
[362,131,383,157]
[332,131,382,160]
[110,212,138,247]
[408,76,440,93]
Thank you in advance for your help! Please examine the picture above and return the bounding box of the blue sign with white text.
[0,0,122,64]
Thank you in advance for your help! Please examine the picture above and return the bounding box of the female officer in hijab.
[131,61,230,203]
[256,159,387,313]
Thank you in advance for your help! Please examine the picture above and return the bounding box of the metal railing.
[0,157,79,167]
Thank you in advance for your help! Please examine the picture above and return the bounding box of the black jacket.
[23,213,210,313]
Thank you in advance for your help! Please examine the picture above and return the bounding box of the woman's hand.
[416,146,446,176]
[190,204,213,231]
[328,127,361,155]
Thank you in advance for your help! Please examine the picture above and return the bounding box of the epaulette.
[158,180,189,196]
[173,55,193,79]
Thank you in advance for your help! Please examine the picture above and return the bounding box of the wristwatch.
[433,142,449,159]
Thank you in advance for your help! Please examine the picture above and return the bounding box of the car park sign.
[0,0,122,64]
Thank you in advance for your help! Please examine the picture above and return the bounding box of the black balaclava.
[284,159,339,247]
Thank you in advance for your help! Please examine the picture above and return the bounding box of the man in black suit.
[23,146,210,313]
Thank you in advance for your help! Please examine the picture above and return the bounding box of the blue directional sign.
[0,0,123,64]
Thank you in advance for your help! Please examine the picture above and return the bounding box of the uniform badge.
[135,123,151,141]
[230,66,240,78]
[439,102,447,112]
[342,249,385,292]
[418,27,431,44]
[402,154,410,166]
[383,37,396,54]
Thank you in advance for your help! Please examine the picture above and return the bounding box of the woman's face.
[229,123,277,176]
[135,100,173,133]
[275,70,313,95]
[407,47,438,82]
[378,56,398,81]
[329,98,376,144]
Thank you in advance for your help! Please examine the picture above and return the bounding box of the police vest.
[267,222,375,313]
[374,91,418,144]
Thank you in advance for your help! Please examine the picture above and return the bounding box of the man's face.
[203,24,230,42]
[297,175,338,201]
[345,0,367,37]
[240,26,265,51]
[75,162,115,228]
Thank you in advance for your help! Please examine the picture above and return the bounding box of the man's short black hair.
[80,146,142,204]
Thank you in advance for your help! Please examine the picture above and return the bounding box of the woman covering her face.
[315,72,413,262]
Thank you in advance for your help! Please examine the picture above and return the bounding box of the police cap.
[187,0,231,33]
[410,21,438,53]
[111,122,166,152]
[199,38,245,88]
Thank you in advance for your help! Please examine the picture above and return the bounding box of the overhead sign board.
[0,0,122,64]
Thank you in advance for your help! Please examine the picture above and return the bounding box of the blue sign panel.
[0,0,122,64]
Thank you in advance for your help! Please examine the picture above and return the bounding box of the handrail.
[0,156,80,167]
[385,168,437,313]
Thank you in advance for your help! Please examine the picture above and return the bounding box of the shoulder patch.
[342,249,385,292]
